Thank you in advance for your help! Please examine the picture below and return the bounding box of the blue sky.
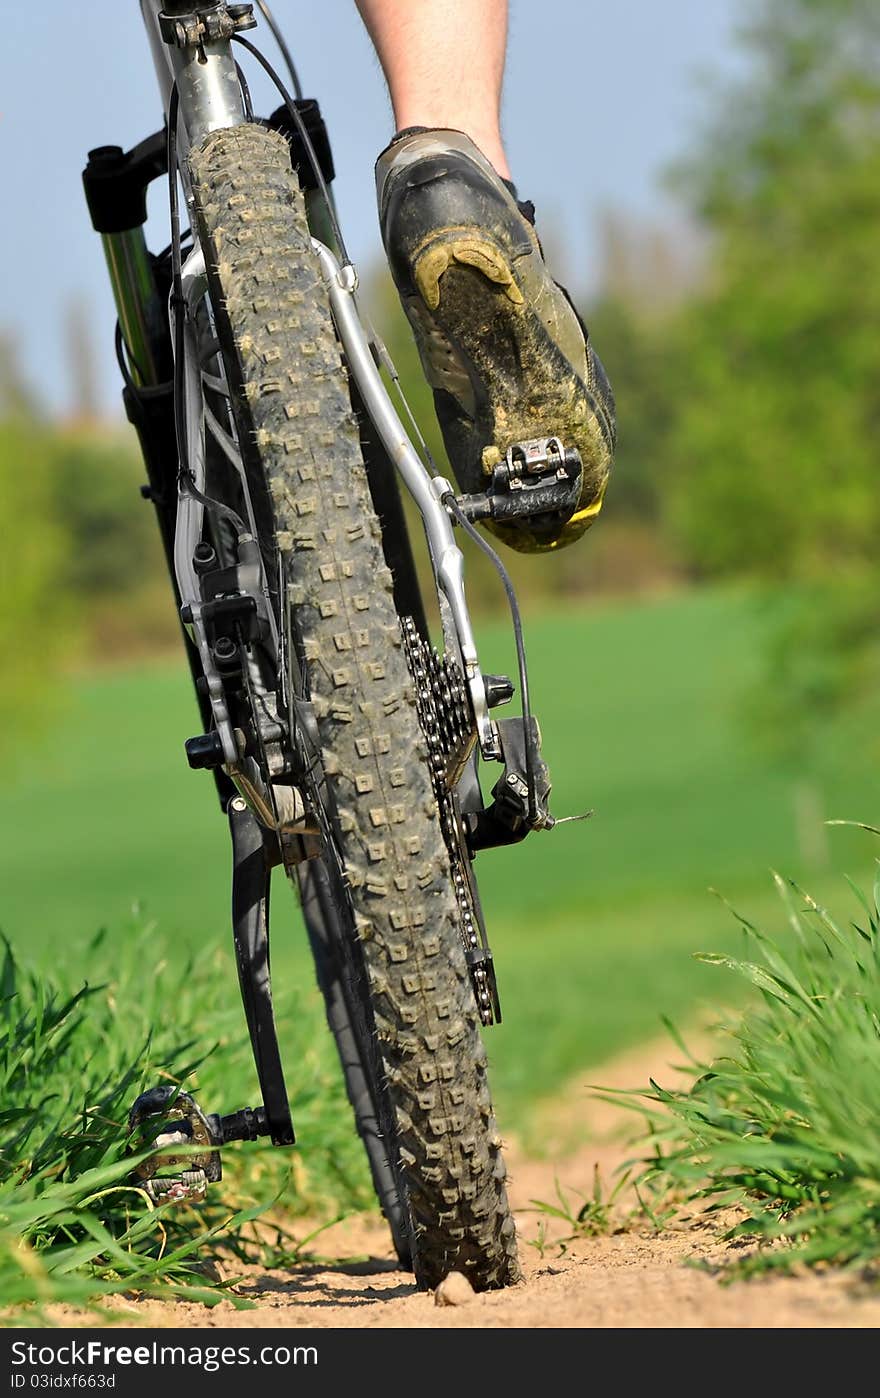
[0,0,745,416]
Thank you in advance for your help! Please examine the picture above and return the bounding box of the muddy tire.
[189,123,521,1290]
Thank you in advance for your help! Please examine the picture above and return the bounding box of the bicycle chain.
[401,618,494,1026]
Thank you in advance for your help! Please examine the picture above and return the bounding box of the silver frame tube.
[140,1,245,165]
[312,241,498,760]
[173,247,208,610]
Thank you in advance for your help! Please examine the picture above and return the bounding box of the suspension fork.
[80,63,242,808]
[88,3,248,380]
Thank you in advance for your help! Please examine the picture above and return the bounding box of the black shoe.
[376,128,616,553]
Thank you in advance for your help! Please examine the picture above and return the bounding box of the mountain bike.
[83,0,585,1292]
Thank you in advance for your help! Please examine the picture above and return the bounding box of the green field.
[1,585,875,1118]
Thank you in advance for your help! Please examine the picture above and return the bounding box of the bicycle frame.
[135,0,499,767]
[140,0,246,151]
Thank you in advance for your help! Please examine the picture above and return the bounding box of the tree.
[0,417,76,763]
[669,0,880,581]
[663,0,880,755]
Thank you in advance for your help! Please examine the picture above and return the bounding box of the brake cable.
[254,0,304,100]
[441,494,541,826]
[231,34,351,269]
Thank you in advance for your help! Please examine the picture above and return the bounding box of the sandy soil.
[47,1036,880,1329]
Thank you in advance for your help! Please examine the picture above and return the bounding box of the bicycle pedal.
[128,1085,222,1204]
[454,436,583,528]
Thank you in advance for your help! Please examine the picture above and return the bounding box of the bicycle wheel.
[188,122,521,1290]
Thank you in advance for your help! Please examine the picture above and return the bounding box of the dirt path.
[61,1037,880,1329]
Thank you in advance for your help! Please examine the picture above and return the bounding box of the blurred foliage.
[742,576,880,767]
[0,417,76,761]
[0,343,176,760]
[586,296,672,527]
[660,0,880,754]
[6,0,879,762]
[48,425,177,659]
[669,0,880,581]
[52,430,162,600]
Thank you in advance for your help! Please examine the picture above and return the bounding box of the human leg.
[358,1,616,552]
[355,0,511,177]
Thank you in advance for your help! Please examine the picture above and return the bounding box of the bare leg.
[355,0,511,179]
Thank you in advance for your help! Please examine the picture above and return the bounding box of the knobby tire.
[188,123,520,1290]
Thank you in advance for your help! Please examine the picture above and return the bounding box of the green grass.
[2,581,877,1311]
[0,584,876,1125]
[629,851,880,1277]
[0,924,373,1316]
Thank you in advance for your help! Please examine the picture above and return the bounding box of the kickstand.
[228,795,295,1146]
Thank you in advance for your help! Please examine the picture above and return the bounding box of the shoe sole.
[410,231,612,554]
